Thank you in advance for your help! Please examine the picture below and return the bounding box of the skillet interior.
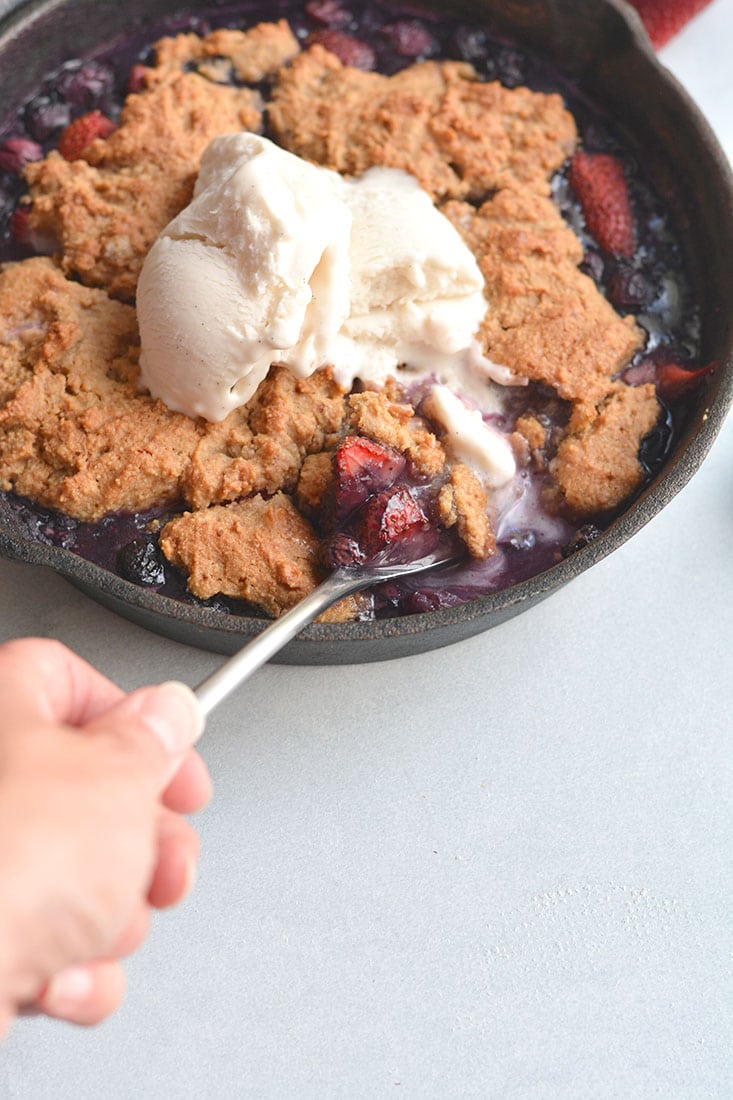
[0,0,731,663]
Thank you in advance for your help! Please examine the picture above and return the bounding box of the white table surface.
[1,4,732,1097]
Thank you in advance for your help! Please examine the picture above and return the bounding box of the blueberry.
[579,249,605,285]
[581,122,613,154]
[639,405,673,474]
[608,263,654,310]
[0,180,17,222]
[496,48,526,88]
[25,97,71,142]
[381,20,438,58]
[327,532,364,568]
[57,60,116,110]
[117,537,166,586]
[452,26,489,62]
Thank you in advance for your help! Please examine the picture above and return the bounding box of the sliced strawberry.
[57,110,116,161]
[351,485,432,561]
[569,151,635,258]
[625,0,711,49]
[655,360,716,399]
[333,435,407,520]
[623,355,715,399]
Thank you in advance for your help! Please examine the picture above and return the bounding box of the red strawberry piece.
[625,0,711,49]
[623,355,715,399]
[127,64,149,94]
[307,29,376,70]
[351,485,431,561]
[0,137,43,175]
[57,110,116,161]
[305,0,351,28]
[333,435,407,520]
[9,206,30,243]
[569,151,636,257]
[654,360,715,399]
[57,61,115,110]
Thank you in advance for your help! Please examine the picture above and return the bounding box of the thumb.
[82,681,205,784]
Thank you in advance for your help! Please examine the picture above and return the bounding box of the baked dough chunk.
[184,366,347,511]
[296,451,334,518]
[146,21,300,85]
[442,189,658,512]
[0,261,348,523]
[269,46,576,203]
[23,22,300,299]
[159,492,323,617]
[437,464,495,560]
[0,258,200,520]
[26,75,259,300]
[550,385,660,515]
[443,189,644,404]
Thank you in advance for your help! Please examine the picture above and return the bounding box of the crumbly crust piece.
[184,366,347,511]
[442,189,643,404]
[550,384,660,515]
[347,390,445,477]
[514,414,547,456]
[0,261,348,524]
[443,188,657,511]
[436,463,495,560]
[0,258,200,520]
[159,492,323,617]
[296,451,334,518]
[26,72,261,299]
[269,47,576,203]
[146,21,300,85]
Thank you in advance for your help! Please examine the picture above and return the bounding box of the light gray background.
[1,3,732,1096]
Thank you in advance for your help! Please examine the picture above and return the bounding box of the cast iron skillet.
[0,0,731,663]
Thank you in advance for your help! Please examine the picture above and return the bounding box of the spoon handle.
[193,570,354,716]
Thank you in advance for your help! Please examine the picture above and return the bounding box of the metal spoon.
[193,546,457,715]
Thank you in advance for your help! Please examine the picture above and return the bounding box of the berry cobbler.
[0,2,708,621]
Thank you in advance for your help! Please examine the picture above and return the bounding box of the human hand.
[0,637,209,1033]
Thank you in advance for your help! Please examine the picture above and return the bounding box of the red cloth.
[625,0,713,48]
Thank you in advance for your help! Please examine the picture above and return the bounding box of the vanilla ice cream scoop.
[137,133,514,422]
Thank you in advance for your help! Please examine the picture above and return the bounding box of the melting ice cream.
[137,133,514,423]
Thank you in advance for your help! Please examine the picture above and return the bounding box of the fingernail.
[43,966,93,1011]
[136,681,205,755]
